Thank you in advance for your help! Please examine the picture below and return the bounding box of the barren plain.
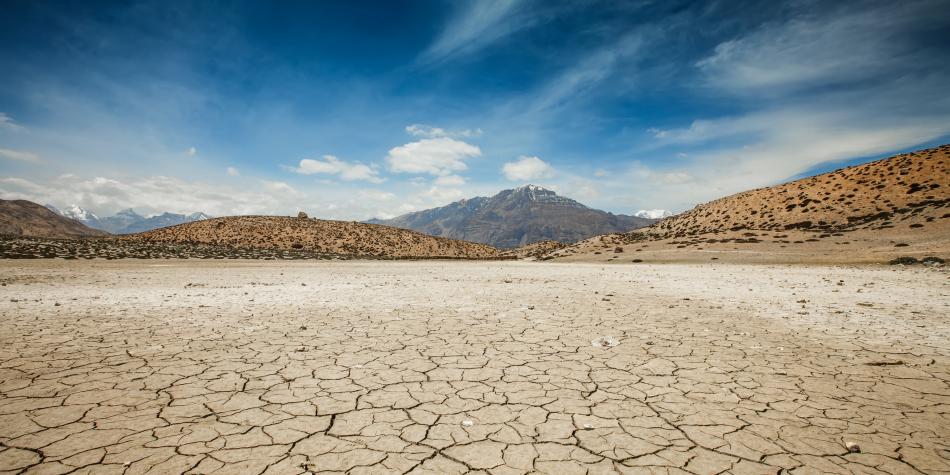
[1,260,948,474]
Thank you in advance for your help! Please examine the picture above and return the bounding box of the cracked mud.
[1,261,948,474]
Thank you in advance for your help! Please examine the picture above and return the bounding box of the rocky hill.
[544,144,949,264]
[370,185,655,248]
[119,215,500,259]
[0,199,109,238]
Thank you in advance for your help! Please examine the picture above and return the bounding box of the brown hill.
[544,144,949,264]
[119,215,500,259]
[0,199,109,238]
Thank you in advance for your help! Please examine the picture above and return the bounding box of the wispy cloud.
[696,1,947,95]
[0,148,40,162]
[405,124,482,139]
[531,32,646,112]
[0,113,25,131]
[419,0,531,64]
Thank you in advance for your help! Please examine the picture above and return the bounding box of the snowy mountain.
[369,185,656,248]
[634,209,674,219]
[45,205,212,234]
[46,204,101,228]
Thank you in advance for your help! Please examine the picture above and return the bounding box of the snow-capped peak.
[59,204,100,222]
[187,212,212,221]
[635,209,673,219]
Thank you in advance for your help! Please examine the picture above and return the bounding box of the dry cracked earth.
[0,261,948,475]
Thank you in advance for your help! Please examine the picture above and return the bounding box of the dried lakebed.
[0,261,948,474]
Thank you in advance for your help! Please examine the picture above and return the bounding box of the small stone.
[461,420,474,427]
[582,423,593,430]
[845,441,861,453]
[297,211,308,219]
[592,336,618,348]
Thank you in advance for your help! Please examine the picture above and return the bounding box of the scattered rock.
[864,359,903,366]
[297,211,308,219]
[845,441,861,453]
[889,256,919,265]
[591,336,619,348]
[461,420,474,427]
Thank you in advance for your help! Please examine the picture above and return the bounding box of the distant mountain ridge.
[45,204,211,234]
[368,185,656,248]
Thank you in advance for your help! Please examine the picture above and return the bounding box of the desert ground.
[0,260,948,474]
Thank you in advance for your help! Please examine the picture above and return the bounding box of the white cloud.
[262,180,299,196]
[0,174,407,220]
[502,156,555,181]
[226,167,240,176]
[386,138,481,176]
[292,155,384,183]
[0,113,24,131]
[434,174,466,186]
[0,148,40,162]
[405,124,483,139]
[419,186,466,205]
[186,147,197,157]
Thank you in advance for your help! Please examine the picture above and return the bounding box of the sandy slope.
[548,145,949,264]
[0,260,947,473]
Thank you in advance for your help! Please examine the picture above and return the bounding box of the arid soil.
[1,260,948,474]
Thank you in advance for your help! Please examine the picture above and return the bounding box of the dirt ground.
[0,260,948,474]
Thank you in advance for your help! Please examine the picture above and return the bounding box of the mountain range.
[45,204,211,234]
[368,185,657,248]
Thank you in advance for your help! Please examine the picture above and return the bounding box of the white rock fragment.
[461,420,474,427]
[845,441,861,453]
[592,336,619,348]
[582,423,593,430]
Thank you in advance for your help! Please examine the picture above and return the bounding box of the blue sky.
[1,0,949,219]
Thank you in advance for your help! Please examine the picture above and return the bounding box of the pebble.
[845,441,861,453]
[591,336,619,348]
[461,420,474,427]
